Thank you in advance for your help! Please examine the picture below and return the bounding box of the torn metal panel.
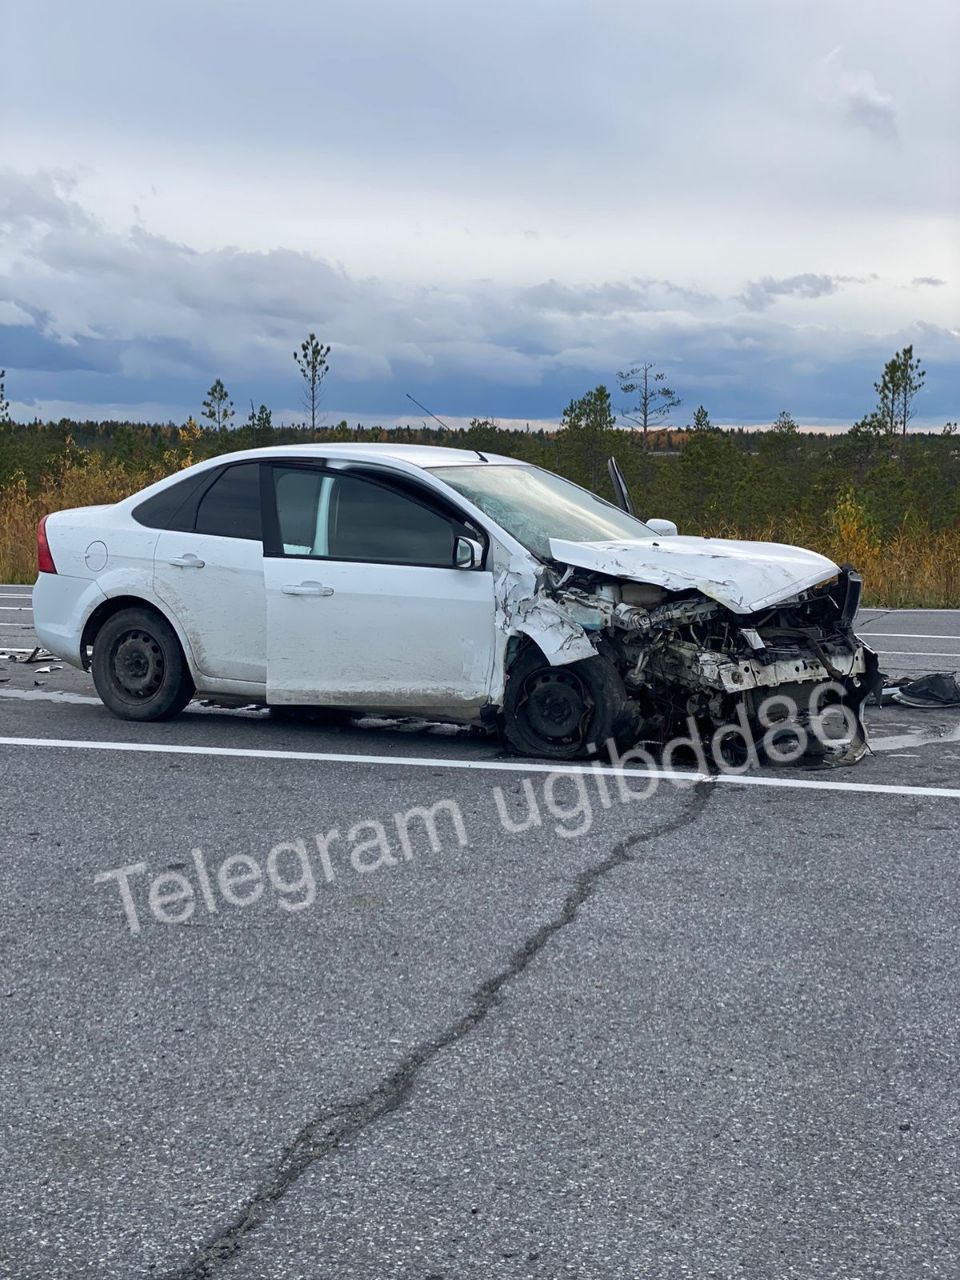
[22,646,55,664]
[658,642,870,696]
[493,559,597,665]
[548,535,841,614]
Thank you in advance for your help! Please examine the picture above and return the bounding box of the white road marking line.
[869,725,960,752]
[2,734,960,800]
[0,606,32,611]
[0,688,271,716]
[4,687,959,750]
[867,632,960,640]
[875,651,960,659]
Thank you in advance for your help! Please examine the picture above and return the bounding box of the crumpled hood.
[548,535,840,615]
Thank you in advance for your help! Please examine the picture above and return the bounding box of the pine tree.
[616,361,680,447]
[245,403,273,442]
[559,385,617,490]
[201,379,235,431]
[874,345,925,437]
[772,410,798,434]
[293,333,331,431]
[690,404,713,431]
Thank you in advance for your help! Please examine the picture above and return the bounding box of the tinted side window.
[273,468,327,552]
[132,471,210,530]
[195,464,262,540]
[271,467,457,566]
[329,475,455,564]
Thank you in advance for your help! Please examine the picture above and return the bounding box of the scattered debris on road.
[1,646,56,665]
[880,671,960,709]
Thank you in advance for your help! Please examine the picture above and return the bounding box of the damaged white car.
[33,444,880,762]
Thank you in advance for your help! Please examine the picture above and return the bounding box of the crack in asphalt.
[164,780,715,1279]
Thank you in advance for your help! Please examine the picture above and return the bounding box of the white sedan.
[33,443,879,759]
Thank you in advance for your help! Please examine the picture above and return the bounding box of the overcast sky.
[2,0,958,427]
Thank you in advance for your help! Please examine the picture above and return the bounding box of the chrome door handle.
[281,582,334,597]
[169,554,205,568]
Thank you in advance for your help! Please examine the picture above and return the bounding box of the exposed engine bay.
[504,561,881,765]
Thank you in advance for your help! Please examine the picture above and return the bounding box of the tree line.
[1,331,958,602]
[1,337,957,548]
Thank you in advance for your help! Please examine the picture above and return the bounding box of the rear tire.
[502,647,629,759]
[92,607,195,722]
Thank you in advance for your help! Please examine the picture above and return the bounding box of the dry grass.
[713,491,960,608]
[2,460,958,606]
[0,454,169,584]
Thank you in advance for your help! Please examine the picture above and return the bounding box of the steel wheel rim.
[516,668,594,749]
[111,629,165,700]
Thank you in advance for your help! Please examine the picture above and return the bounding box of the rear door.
[153,462,266,684]
[263,462,495,708]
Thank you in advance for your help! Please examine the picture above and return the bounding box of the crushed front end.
[547,565,881,765]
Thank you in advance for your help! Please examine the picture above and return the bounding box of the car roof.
[115,442,532,512]
[188,443,525,469]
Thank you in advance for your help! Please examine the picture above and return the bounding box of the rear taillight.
[37,515,57,574]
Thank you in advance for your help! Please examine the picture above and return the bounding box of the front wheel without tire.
[502,647,629,759]
[92,607,195,721]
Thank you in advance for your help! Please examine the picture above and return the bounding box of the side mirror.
[646,518,678,537]
[454,535,483,569]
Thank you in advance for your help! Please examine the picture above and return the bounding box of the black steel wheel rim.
[516,668,594,748]
[112,629,165,699]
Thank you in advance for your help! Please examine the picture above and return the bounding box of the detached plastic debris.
[882,671,960,709]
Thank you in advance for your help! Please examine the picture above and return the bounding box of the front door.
[263,463,495,709]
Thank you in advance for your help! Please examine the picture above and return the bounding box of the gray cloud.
[912,276,946,288]
[845,82,898,140]
[519,279,715,317]
[1,0,955,431]
[7,1,955,249]
[0,170,94,235]
[1,171,957,425]
[812,49,899,142]
[0,174,718,386]
[738,273,863,311]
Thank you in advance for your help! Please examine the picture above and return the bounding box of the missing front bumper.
[697,647,870,695]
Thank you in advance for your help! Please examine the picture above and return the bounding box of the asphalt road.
[1,585,959,1279]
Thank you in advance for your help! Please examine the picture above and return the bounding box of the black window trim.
[261,460,489,570]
